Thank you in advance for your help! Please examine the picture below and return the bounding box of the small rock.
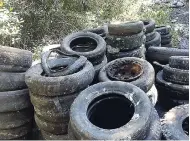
[170,1,184,8]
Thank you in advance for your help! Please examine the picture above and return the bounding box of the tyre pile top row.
[0,46,33,140]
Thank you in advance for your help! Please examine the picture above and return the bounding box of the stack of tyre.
[143,19,161,49]
[98,57,158,106]
[156,56,189,110]
[68,81,162,140]
[25,49,95,140]
[155,25,172,47]
[60,32,107,77]
[106,21,146,61]
[0,46,33,140]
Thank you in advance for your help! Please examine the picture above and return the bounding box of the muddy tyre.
[155,26,171,35]
[61,32,106,65]
[145,32,161,48]
[106,31,145,51]
[69,81,152,139]
[94,55,107,76]
[25,59,95,96]
[169,56,189,70]
[41,130,68,140]
[145,31,156,42]
[161,33,172,45]
[0,45,32,72]
[143,19,156,34]
[162,104,189,140]
[163,65,189,85]
[99,57,155,92]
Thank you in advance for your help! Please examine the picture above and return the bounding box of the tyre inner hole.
[70,37,97,52]
[108,62,143,81]
[182,117,189,136]
[87,94,134,129]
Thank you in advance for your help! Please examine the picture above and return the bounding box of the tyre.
[0,89,31,112]
[30,92,78,123]
[34,114,67,135]
[145,32,161,49]
[25,59,95,96]
[99,57,155,92]
[156,70,189,99]
[106,31,145,51]
[161,42,172,47]
[0,121,32,140]
[60,32,106,66]
[94,55,107,76]
[41,130,68,140]
[107,45,146,61]
[83,26,107,39]
[155,25,171,35]
[145,109,161,140]
[0,45,32,72]
[108,21,144,36]
[163,65,189,85]
[145,31,156,42]
[169,56,189,70]
[0,108,33,129]
[146,84,158,106]
[162,104,189,140]
[143,19,156,34]
[161,33,172,44]
[69,81,152,139]
[0,72,27,91]
[146,46,189,64]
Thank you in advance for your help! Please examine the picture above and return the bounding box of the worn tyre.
[41,130,68,140]
[35,114,67,135]
[30,92,77,123]
[0,45,32,72]
[145,32,161,48]
[161,33,172,44]
[155,25,171,35]
[0,72,27,91]
[143,19,156,34]
[162,42,172,47]
[94,55,107,76]
[107,45,146,61]
[145,31,156,42]
[162,104,189,140]
[169,56,189,70]
[156,70,189,99]
[69,81,152,139]
[163,64,189,85]
[61,32,106,65]
[146,46,189,64]
[83,26,107,38]
[99,57,155,92]
[108,21,144,36]
[0,89,31,112]
[106,31,145,51]
[0,108,33,129]
[25,59,95,96]
[0,121,32,140]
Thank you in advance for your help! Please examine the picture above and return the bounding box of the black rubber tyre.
[83,26,107,39]
[0,45,32,72]
[145,31,156,42]
[161,33,172,44]
[145,32,161,49]
[35,114,67,135]
[107,45,146,61]
[145,108,162,140]
[161,42,173,47]
[30,92,78,123]
[146,84,158,106]
[163,64,189,85]
[69,81,152,139]
[61,32,106,66]
[169,56,189,70]
[146,46,189,64]
[106,31,145,51]
[94,55,107,76]
[41,130,68,140]
[143,19,156,34]
[162,104,189,140]
[0,72,27,91]
[155,25,171,35]
[156,70,189,99]
[25,59,95,97]
[0,108,33,129]
[99,57,155,93]
[0,121,32,140]
[0,89,31,112]
[108,21,144,36]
